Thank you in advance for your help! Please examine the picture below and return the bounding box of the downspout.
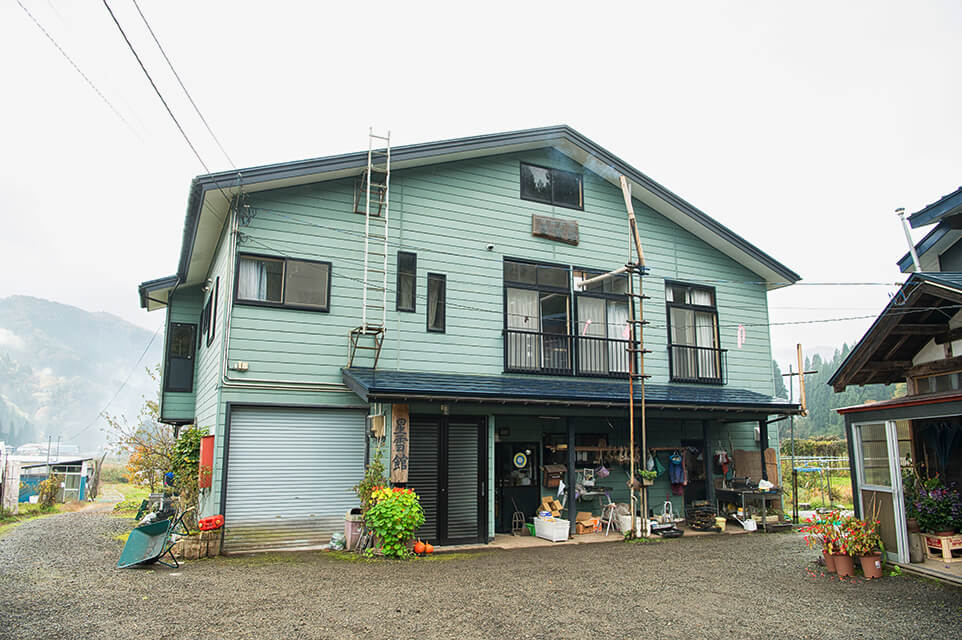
[897,207,921,273]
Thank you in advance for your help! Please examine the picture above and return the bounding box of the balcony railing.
[667,344,727,385]
[503,329,632,378]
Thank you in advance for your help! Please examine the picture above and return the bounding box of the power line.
[16,0,142,140]
[101,0,234,225]
[62,322,163,442]
[101,0,213,175]
[242,235,941,331]
[129,0,236,169]
[246,203,905,289]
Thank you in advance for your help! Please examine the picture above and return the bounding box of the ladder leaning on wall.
[348,128,391,368]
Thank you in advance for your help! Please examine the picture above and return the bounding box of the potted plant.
[363,486,425,558]
[910,478,962,536]
[842,517,884,579]
[800,510,842,573]
[638,470,657,487]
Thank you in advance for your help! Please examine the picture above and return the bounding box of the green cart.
[117,508,193,569]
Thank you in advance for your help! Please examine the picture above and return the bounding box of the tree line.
[773,343,903,440]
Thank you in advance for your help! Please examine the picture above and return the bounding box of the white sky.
[2,1,960,375]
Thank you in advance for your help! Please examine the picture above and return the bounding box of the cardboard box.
[576,511,593,522]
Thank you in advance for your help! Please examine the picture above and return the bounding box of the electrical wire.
[129,0,236,169]
[101,0,235,225]
[16,0,143,141]
[245,203,906,290]
[61,322,164,442]
[240,235,947,331]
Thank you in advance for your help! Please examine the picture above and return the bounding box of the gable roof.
[828,272,962,391]
[140,125,799,309]
[908,186,962,228]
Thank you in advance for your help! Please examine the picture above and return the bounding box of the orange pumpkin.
[413,540,426,555]
[424,543,434,554]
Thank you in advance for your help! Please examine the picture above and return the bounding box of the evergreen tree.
[779,343,901,438]
[772,360,788,399]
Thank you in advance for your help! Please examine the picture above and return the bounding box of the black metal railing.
[667,344,727,384]
[503,329,633,378]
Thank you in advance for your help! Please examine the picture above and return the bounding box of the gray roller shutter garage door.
[223,407,366,553]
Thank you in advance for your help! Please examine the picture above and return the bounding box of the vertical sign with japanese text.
[389,404,410,484]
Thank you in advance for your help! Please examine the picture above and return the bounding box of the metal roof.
[342,367,799,413]
[141,125,800,307]
[908,186,962,228]
[828,272,962,391]
[897,221,951,273]
[21,457,93,469]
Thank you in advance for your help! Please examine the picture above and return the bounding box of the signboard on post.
[390,404,410,484]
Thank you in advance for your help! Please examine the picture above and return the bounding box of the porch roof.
[836,389,962,415]
[342,367,800,414]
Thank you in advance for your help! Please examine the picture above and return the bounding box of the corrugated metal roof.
[908,186,962,229]
[828,271,962,390]
[342,367,798,413]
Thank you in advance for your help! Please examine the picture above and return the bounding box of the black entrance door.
[407,415,487,545]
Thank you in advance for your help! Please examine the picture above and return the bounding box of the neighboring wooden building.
[139,126,800,552]
[830,186,962,566]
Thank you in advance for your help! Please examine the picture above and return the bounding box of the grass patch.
[0,503,65,538]
[106,483,151,514]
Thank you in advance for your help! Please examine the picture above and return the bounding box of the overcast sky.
[2,1,960,379]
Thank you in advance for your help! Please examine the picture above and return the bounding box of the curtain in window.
[607,301,629,374]
[238,258,268,300]
[577,297,606,374]
[670,307,695,378]
[690,288,713,306]
[507,288,540,369]
[694,311,717,378]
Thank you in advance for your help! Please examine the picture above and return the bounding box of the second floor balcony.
[503,329,727,384]
[503,329,632,378]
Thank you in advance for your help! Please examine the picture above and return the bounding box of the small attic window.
[520,163,583,210]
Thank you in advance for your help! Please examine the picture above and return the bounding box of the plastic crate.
[534,517,569,542]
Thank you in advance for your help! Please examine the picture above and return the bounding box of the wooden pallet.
[923,534,962,563]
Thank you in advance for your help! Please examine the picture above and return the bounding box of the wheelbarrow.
[117,507,194,569]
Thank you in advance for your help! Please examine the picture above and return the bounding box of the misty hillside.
[0,296,162,451]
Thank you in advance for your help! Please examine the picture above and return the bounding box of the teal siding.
[183,146,782,522]
[160,287,202,423]
[228,148,775,395]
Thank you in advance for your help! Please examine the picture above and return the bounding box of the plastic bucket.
[715,517,726,532]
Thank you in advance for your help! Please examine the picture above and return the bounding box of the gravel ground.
[1,510,960,640]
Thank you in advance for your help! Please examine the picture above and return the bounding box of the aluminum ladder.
[348,129,391,368]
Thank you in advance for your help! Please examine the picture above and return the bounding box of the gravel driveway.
[1,509,960,640]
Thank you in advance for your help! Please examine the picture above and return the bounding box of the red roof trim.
[837,392,962,414]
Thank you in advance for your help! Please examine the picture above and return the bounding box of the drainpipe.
[897,207,921,272]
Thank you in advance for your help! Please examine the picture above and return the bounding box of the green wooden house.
[138,126,800,552]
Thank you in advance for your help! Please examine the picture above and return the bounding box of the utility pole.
[782,344,817,523]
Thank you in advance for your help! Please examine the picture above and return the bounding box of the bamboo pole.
[620,176,648,537]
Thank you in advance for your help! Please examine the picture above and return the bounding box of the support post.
[703,420,715,509]
[759,419,769,481]
[566,417,576,536]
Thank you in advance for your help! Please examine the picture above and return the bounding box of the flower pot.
[859,553,883,579]
[906,518,920,533]
[935,530,956,537]
[833,553,855,577]
[822,550,837,573]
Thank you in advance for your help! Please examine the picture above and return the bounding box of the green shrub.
[364,486,425,558]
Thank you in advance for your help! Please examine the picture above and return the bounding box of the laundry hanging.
[669,450,686,495]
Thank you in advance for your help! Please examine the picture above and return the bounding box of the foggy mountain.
[0,296,162,451]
